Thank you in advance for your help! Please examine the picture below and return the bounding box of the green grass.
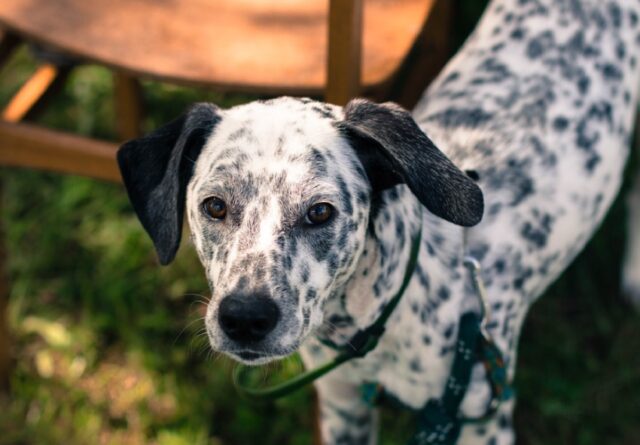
[1,3,640,444]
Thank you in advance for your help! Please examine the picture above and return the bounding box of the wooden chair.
[0,0,454,403]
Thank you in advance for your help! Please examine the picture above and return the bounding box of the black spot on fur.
[300,264,310,283]
[328,314,354,327]
[438,286,450,301]
[395,217,406,245]
[443,324,454,339]
[488,203,502,216]
[471,57,511,84]
[305,289,317,302]
[427,107,493,128]
[526,31,553,59]
[492,42,506,52]
[510,27,526,39]
[469,243,489,261]
[227,127,248,142]
[616,42,626,60]
[337,176,354,216]
[513,268,534,290]
[553,116,569,131]
[312,105,335,119]
[498,413,512,429]
[443,71,460,84]
[283,254,293,271]
[309,147,328,176]
[600,63,623,81]
[409,359,423,372]
[486,158,534,205]
[416,263,430,290]
[609,3,623,28]
[575,102,613,173]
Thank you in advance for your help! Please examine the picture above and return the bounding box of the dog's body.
[303,1,640,443]
[117,0,640,444]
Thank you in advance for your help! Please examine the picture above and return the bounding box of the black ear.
[339,99,484,227]
[117,103,221,265]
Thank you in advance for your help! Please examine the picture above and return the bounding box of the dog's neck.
[315,185,470,348]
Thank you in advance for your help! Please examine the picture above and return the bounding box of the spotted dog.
[117,0,640,443]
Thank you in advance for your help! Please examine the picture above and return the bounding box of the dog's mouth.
[225,345,298,365]
[237,350,262,361]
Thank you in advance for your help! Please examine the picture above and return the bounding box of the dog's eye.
[202,197,227,220]
[306,203,334,225]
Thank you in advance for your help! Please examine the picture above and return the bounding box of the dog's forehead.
[191,98,356,192]
[209,98,343,155]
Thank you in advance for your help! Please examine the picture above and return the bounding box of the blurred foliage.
[1,0,640,444]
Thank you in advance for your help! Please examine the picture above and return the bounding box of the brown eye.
[306,203,334,225]
[203,197,227,220]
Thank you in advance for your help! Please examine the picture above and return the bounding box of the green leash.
[233,225,423,400]
[232,228,513,445]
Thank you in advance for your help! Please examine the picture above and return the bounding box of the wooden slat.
[325,0,363,105]
[0,121,120,182]
[2,63,66,122]
[113,72,143,140]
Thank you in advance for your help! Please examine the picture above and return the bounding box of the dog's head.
[118,97,482,364]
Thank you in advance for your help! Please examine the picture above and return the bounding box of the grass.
[1,2,640,444]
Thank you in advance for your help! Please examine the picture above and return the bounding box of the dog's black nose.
[218,294,280,343]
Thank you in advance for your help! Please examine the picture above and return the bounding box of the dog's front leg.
[314,370,378,445]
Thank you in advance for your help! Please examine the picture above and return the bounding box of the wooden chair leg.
[0,30,21,70]
[113,72,143,140]
[0,121,120,182]
[374,0,454,109]
[0,179,11,393]
[325,0,363,106]
[313,389,323,445]
[1,63,71,123]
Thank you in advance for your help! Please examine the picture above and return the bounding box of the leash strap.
[410,313,512,445]
[233,225,423,401]
[411,313,481,445]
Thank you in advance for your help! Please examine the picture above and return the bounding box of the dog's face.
[117,97,483,365]
[185,99,370,363]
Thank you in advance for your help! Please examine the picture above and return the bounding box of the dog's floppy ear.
[117,103,221,265]
[339,98,484,227]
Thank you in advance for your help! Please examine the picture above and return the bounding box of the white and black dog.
[117,0,640,443]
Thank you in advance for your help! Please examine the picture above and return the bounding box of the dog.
[116,0,640,443]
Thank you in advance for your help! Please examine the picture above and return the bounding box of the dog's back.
[415,0,640,304]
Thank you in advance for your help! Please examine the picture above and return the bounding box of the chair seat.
[0,0,434,95]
